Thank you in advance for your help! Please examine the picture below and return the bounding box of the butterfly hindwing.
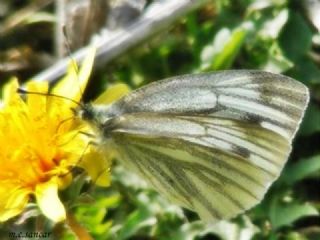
[110,114,291,221]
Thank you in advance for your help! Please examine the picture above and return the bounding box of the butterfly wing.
[100,70,309,221]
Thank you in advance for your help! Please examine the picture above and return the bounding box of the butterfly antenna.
[17,88,84,108]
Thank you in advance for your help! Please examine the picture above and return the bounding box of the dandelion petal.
[35,180,66,223]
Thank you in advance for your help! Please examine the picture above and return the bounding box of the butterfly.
[77,70,309,222]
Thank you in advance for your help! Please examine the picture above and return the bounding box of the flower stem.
[66,211,93,240]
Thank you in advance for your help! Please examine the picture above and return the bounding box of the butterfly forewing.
[95,70,309,222]
[107,70,308,140]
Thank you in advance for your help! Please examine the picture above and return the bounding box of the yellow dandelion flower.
[0,49,114,223]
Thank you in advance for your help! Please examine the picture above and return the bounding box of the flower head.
[0,49,112,223]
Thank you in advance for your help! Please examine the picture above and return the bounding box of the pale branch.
[33,0,209,83]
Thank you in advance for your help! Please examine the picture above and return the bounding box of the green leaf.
[283,232,309,240]
[300,103,320,136]
[279,11,313,61]
[117,208,155,240]
[200,25,249,71]
[262,42,293,73]
[288,56,320,85]
[282,155,320,184]
[270,202,318,229]
[73,194,120,238]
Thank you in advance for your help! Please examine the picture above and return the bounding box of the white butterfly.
[78,70,309,222]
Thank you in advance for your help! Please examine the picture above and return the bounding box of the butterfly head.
[74,103,100,131]
[75,103,96,122]
[75,103,116,137]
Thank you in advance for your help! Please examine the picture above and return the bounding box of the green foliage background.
[1,0,320,239]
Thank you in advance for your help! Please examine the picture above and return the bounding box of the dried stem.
[32,0,209,83]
